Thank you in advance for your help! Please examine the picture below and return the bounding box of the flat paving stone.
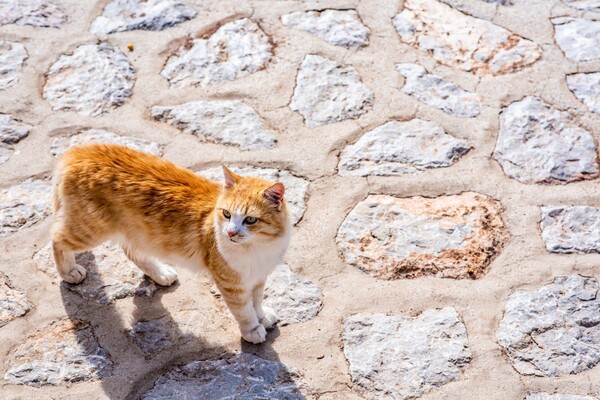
[128,310,199,355]
[152,100,276,151]
[527,394,598,400]
[91,0,196,34]
[493,96,598,184]
[343,308,471,399]
[337,192,508,280]
[141,353,303,399]
[198,166,308,225]
[567,72,600,115]
[563,0,600,11]
[497,275,600,377]
[50,129,162,157]
[393,0,540,76]
[43,43,135,116]
[264,264,322,325]
[3,319,113,386]
[540,206,600,254]
[0,113,31,165]
[0,272,31,327]
[338,119,470,176]
[396,63,480,118]
[289,54,373,128]
[0,0,65,28]
[0,41,27,91]
[281,9,369,50]
[0,179,51,237]
[34,241,159,305]
[553,18,600,62]
[161,18,272,88]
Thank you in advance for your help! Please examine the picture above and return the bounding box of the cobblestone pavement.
[1,0,600,399]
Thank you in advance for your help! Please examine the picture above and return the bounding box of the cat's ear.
[264,183,285,210]
[222,165,239,189]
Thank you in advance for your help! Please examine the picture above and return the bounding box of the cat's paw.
[259,306,278,329]
[60,264,87,284]
[241,324,267,344]
[150,263,178,286]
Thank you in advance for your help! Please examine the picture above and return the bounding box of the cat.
[51,143,291,344]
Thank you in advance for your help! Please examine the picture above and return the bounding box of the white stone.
[264,264,322,325]
[161,18,272,88]
[198,166,308,225]
[290,55,373,128]
[563,0,600,10]
[493,96,598,184]
[540,206,600,254]
[567,73,600,115]
[50,129,162,157]
[0,113,31,165]
[0,179,51,237]
[152,100,276,151]
[497,275,600,376]
[396,63,480,118]
[527,394,598,400]
[43,43,135,116]
[0,0,65,28]
[281,9,369,50]
[343,308,471,399]
[553,18,600,62]
[338,119,470,176]
[0,41,28,91]
[0,273,31,326]
[91,0,196,34]
[34,241,160,305]
[393,0,540,76]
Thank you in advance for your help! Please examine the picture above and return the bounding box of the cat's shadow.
[60,252,303,400]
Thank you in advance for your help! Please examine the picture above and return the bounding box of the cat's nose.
[227,229,238,237]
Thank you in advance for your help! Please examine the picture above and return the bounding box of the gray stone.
[343,308,471,399]
[34,241,159,305]
[91,0,196,34]
[553,18,600,62]
[141,353,303,399]
[0,41,28,91]
[0,0,65,28]
[161,18,272,88]
[264,264,322,325]
[540,206,600,254]
[290,55,373,128]
[152,100,276,151]
[563,0,600,10]
[393,0,540,76]
[50,129,162,157]
[493,96,598,184]
[0,113,32,165]
[336,192,508,280]
[43,43,135,116]
[396,63,480,118]
[526,394,598,400]
[497,275,600,376]
[198,166,308,225]
[567,72,600,115]
[4,319,113,386]
[0,179,52,237]
[338,119,470,176]
[0,273,31,327]
[281,9,369,50]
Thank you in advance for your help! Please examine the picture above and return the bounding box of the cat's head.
[215,166,289,245]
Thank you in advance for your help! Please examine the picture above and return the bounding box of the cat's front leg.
[253,282,278,329]
[218,284,266,344]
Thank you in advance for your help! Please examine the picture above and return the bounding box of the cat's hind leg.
[52,239,87,284]
[121,244,178,286]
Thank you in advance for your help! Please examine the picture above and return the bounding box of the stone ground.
[3,0,600,399]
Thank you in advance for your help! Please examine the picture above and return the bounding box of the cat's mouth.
[228,236,245,243]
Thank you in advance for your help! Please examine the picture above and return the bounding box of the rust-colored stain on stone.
[337,192,509,280]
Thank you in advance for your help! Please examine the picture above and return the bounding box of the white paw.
[241,324,267,344]
[151,263,178,286]
[60,264,87,284]
[259,306,278,329]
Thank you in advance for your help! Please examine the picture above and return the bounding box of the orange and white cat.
[51,144,291,343]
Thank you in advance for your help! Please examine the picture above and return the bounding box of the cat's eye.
[222,209,231,219]
[244,216,257,225]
